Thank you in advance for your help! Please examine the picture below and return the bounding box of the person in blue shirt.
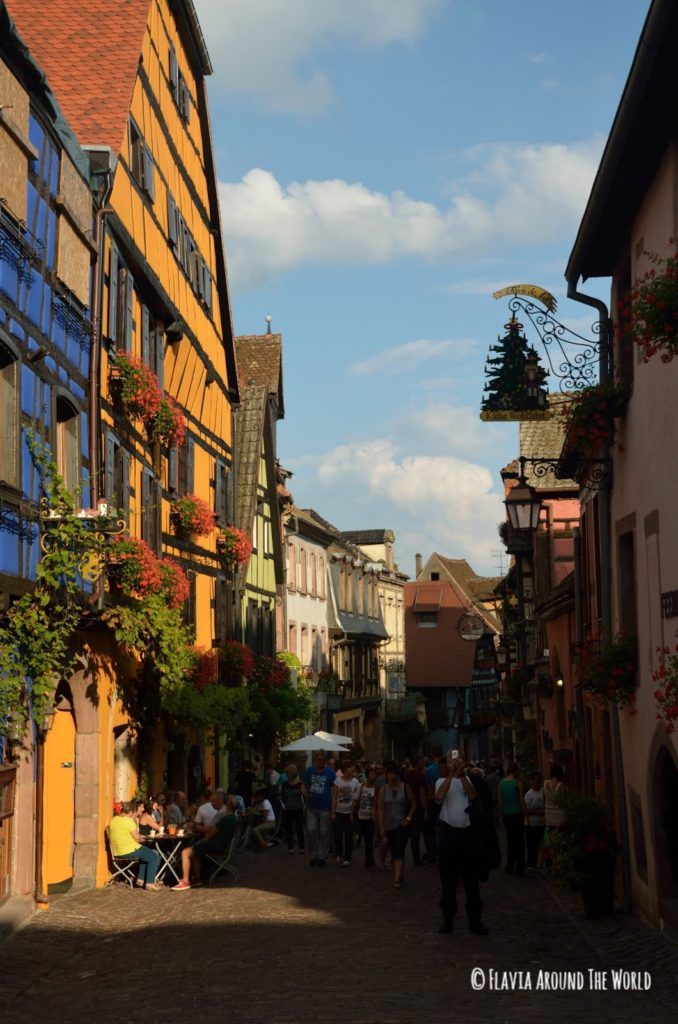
[302,750,336,866]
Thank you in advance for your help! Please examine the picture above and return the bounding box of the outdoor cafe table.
[141,832,192,885]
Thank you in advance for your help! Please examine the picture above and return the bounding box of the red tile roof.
[234,334,284,416]
[5,0,151,155]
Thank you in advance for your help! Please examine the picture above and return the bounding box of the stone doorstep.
[0,894,35,943]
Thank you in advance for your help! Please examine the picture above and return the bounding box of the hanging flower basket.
[151,396,186,449]
[619,248,678,362]
[560,382,628,455]
[107,538,190,609]
[107,537,164,599]
[219,640,255,686]
[188,646,219,691]
[653,645,678,734]
[217,525,252,570]
[170,494,215,537]
[576,633,638,711]
[110,351,162,420]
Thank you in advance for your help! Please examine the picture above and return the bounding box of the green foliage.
[276,651,303,673]
[0,436,109,728]
[248,679,313,751]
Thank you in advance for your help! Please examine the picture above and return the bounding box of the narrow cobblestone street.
[3,847,678,1024]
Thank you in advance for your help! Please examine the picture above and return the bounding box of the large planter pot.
[580,854,615,918]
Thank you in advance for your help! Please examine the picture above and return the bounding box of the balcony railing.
[338,678,380,702]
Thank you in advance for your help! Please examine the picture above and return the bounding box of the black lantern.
[505,459,541,531]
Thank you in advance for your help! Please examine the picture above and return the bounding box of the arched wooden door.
[43,708,76,889]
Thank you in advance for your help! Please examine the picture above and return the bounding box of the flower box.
[217,525,252,570]
[170,494,215,538]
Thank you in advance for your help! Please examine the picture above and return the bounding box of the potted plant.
[249,654,290,692]
[545,792,619,918]
[619,247,678,362]
[158,558,190,609]
[107,537,164,599]
[653,644,678,734]
[217,525,252,571]
[170,493,215,538]
[577,633,638,712]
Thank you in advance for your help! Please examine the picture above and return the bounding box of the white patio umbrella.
[314,730,353,746]
[280,734,350,753]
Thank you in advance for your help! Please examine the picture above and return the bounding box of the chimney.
[415,553,422,577]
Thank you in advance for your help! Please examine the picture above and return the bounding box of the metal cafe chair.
[104,827,138,888]
[205,820,244,885]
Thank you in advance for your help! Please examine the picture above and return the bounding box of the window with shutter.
[104,432,116,502]
[0,340,20,489]
[154,325,164,390]
[129,120,143,184]
[142,473,161,553]
[203,266,213,313]
[108,243,119,342]
[168,446,178,493]
[55,396,80,495]
[215,576,229,643]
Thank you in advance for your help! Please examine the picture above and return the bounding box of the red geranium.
[618,247,678,362]
[188,646,219,691]
[219,640,255,686]
[249,655,290,691]
[217,526,252,571]
[112,351,162,420]
[653,645,678,734]
[110,537,164,598]
[159,558,190,609]
[152,396,186,449]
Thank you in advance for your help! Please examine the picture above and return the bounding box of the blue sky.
[195,0,648,578]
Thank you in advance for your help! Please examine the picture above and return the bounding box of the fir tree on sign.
[481,317,549,418]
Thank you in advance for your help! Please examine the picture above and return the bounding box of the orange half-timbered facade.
[7,0,238,891]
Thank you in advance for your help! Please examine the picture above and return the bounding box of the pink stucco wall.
[609,142,678,926]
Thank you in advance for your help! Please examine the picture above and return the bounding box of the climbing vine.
[0,435,109,728]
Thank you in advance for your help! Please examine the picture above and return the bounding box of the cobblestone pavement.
[3,846,678,1024]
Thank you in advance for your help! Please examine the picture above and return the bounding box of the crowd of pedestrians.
[109,749,564,928]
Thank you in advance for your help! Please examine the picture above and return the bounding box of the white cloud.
[314,437,504,569]
[541,78,559,91]
[397,403,513,459]
[436,277,519,297]
[528,52,548,64]
[219,137,602,288]
[195,0,443,113]
[349,338,472,377]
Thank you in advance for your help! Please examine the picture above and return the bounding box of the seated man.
[193,790,225,834]
[252,787,277,849]
[109,801,161,890]
[165,790,187,826]
[172,796,239,890]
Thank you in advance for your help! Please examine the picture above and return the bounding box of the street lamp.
[504,457,542,531]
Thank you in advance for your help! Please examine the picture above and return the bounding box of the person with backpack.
[280,764,305,855]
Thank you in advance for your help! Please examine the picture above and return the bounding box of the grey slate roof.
[340,529,394,546]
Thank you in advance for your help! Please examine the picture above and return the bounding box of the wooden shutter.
[169,43,178,93]
[142,145,155,202]
[168,446,178,492]
[141,469,150,541]
[214,458,223,522]
[122,449,130,516]
[186,437,195,492]
[167,192,178,249]
[141,306,150,365]
[108,243,119,343]
[105,432,115,500]
[203,266,212,313]
[154,327,164,390]
[123,269,134,352]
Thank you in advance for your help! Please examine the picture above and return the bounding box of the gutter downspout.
[566,277,632,913]
[89,190,114,508]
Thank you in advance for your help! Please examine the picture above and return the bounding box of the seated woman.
[151,793,166,827]
[135,799,162,836]
[252,787,277,849]
[172,796,239,890]
[108,801,161,890]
